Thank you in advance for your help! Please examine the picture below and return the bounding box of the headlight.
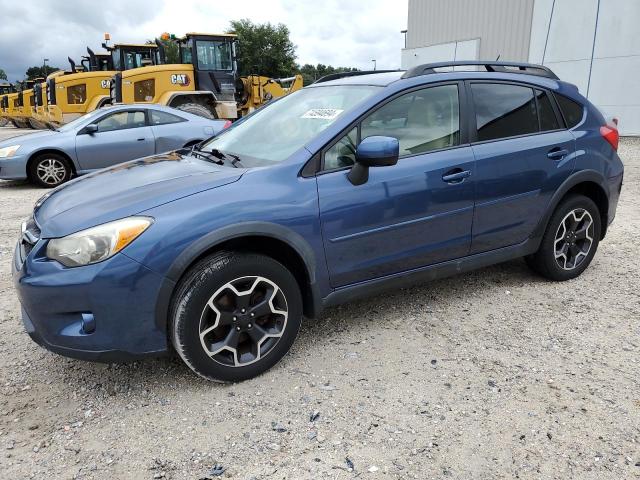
[46,216,153,267]
[0,145,20,158]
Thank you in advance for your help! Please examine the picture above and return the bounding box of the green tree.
[296,63,359,86]
[0,69,7,80]
[227,19,297,77]
[25,65,59,80]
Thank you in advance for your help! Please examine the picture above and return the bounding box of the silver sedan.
[0,104,228,187]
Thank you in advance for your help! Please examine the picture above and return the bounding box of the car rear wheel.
[526,194,601,281]
[171,252,303,382]
[29,153,72,188]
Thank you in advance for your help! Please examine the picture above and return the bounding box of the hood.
[0,129,57,147]
[35,151,244,238]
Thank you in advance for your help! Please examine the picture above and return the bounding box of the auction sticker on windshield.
[301,108,344,120]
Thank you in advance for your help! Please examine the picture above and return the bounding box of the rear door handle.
[442,169,471,184]
[547,148,569,160]
[137,138,145,141]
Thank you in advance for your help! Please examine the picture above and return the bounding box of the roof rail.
[314,70,400,84]
[402,61,559,80]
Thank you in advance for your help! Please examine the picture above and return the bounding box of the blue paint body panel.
[12,68,624,362]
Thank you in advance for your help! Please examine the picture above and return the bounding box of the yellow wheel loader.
[112,33,303,120]
[110,33,239,119]
[4,91,22,128]
[236,74,303,117]
[8,81,36,129]
[30,77,50,129]
[0,80,15,127]
[44,43,160,127]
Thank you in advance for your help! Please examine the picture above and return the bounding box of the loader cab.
[177,33,238,101]
[106,43,161,71]
[21,80,36,110]
[0,81,13,95]
[83,48,114,72]
[0,81,13,115]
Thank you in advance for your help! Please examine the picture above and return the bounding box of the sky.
[0,0,408,82]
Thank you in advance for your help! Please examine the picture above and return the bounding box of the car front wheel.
[170,252,303,382]
[526,194,601,281]
[30,153,72,188]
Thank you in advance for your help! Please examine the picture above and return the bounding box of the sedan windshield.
[56,108,108,132]
[201,85,381,165]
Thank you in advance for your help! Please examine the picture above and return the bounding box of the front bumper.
[0,153,28,180]
[13,238,172,362]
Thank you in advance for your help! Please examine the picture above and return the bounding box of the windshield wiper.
[188,145,224,165]
[208,148,245,168]
[189,145,245,168]
[220,151,245,168]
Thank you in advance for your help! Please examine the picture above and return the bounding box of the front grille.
[20,217,41,258]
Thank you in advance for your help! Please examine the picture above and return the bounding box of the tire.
[171,252,303,382]
[28,119,47,130]
[0,118,8,127]
[175,102,216,119]
[526,194,601,281]
[29,153,72,188]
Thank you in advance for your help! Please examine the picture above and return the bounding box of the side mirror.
[348,136,399,186]
[82,123,98,135]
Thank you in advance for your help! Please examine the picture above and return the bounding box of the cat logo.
[100,80,110,89]
[170,74,191,86]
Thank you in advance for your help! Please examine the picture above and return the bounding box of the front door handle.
[137,138,145,141]
[442,169,471,184]
[547,147,569,160]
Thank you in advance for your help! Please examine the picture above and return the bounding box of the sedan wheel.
[30,154,72,188]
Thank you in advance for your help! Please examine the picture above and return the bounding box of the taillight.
[222,120,232,129]
[600,124,619,151]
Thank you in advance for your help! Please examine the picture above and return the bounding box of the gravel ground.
[0,128,639,480]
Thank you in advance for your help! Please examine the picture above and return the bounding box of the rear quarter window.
[471,83,538,142]
[555,94,584,128]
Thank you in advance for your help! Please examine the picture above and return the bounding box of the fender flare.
[87,95,111,112]
[531,169,610,240]
[159,90,217,107]
[155,221,320,331]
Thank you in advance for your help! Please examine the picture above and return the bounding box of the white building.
[402,0,640,135]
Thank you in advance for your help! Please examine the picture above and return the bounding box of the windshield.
[201,85,381,165]
[196,40,233,70]
[56,108,107,132]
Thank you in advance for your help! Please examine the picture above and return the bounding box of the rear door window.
[471,83,538,141]
[555,94,584,128]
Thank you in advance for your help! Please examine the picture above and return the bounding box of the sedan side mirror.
[82,124,99,135]
[348,136,399,186]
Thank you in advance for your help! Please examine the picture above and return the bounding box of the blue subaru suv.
[13,62,624,382]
